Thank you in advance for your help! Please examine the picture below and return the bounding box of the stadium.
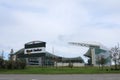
[11,40,111,67]
[11,41,84,67]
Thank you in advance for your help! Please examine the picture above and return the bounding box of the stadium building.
[69,42,111,66]
[12,41,84,67]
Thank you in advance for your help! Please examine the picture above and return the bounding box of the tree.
[100,55,106,69]
[9,49,14,60]
[110,45,120,70]
[96,54,106,69]
[0,57,4,68]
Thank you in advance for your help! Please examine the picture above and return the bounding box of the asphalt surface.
[0,74,120,80]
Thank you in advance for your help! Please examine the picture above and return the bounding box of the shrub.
[1,60,26,69]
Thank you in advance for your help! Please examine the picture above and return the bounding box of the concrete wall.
[55,62,85,67]
[73,63,85,67]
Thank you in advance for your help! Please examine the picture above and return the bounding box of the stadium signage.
[24,47,45,54]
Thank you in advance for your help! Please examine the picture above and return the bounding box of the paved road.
[0,74,120,80]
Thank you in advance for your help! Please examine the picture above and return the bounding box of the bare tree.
[110,45,120,70]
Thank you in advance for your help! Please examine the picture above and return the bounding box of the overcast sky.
[0,0,120,59]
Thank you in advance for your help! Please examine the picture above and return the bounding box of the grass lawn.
[0,66,120,74]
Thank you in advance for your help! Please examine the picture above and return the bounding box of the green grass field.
[0,66,120,74]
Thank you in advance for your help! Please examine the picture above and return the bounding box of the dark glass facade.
[25,42,46,49]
